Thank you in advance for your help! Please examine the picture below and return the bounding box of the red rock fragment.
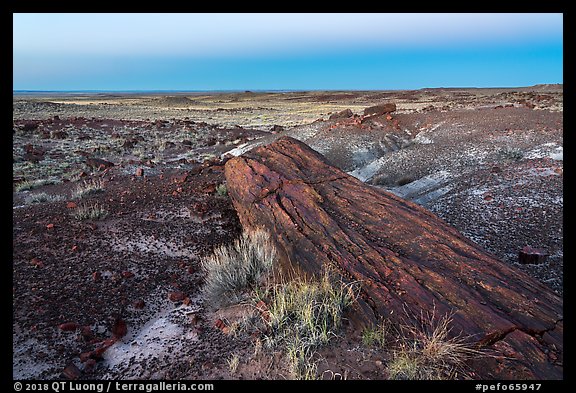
[59,322,78,332]
[80,326,94,340]
[46,223,54,230]
[83,358,97,372]
[112,318,128,339]
[79,352,92,362]
[121,271,135,279]
[30,258,44,268]
[214,319,226,330]
[133,299,145,309]
[66,201,77,209]
[519,246,549,265]
[169,292,186,302]
[183,297,192,306]
[135,167,144,177]
[173,173,189,184]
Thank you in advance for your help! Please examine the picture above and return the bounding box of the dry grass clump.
[201,228,276,307]
[387,310,480,380]
[72,178,105,199]
[262,270,358,380]
[71,202,108,221]
[15,178,60,192]
[25,192,65,204]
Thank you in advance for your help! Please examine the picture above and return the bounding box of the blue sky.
[13,13,563,91]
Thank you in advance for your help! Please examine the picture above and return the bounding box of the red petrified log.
[224,136,562,380]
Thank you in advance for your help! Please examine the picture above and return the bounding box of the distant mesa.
[158,96,193,106]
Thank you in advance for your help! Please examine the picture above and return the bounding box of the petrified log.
[364,103,396,116]
[224,136,562,380]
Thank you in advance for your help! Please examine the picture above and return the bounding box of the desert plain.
[12,85,563,380]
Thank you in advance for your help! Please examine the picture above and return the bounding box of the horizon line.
[13,83,563,95]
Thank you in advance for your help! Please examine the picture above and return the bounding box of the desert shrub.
[15,178,59,192]
[72,202,108,220]
[201,228,276,307]
[25,192,65,204]
[73,178,105,199]
[498,147,524,161]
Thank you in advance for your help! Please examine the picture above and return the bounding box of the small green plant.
[263,270,358,380]
[216,183,228,197]
[25,192,65,205]
[15,178,59,192]
[72,202,108,221]
[361,320,390,348]
[73,178,105,199]
[227,354,240,373]
[201,228,277,307]
[498,147,524,161]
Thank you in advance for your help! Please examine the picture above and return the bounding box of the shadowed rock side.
[224,136,562,380]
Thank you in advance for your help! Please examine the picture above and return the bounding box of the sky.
[13,13,563,91]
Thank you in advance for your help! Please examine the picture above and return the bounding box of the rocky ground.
[12,85,563,380]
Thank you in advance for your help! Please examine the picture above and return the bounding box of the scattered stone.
[92,271,101,282]
[133,300,145,309]
[79,352,92,362]
[22,122,39,132]
[270,124,285,132]
[112,318,128,339]
[214,319,225,329]
[61,364,81,380]
[80,326,94,341]
[58,322,78,332]
[519,246,549,265]
[121,271,135,279]
[46,223,54,230]
[83,359,97,372]
[50,130,68,139]
[66,202,77,209]
[169,292,186,302]
[329,108,353,120]
[201,184,216,194]
[135,168,144,177]
[173,172,189,184]
[85,157,114,170]
[30,258,44,268]
[363,103,396,116]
